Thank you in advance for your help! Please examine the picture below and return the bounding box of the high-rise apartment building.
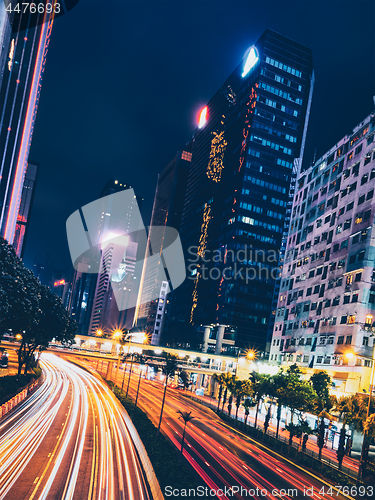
[136,146,191,344]
[0,7,55,246]
[269,111,375,395]
[168,29,314,350]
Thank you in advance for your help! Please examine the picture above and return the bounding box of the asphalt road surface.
[0,354,154,500]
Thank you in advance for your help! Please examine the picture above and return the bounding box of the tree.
[249,372,271,429]
[337,427,346,470]
[316,411,331,460]
[335,394,375,433]
[227,393,233,416]
[279,375,317,425]
[302,433,309,452]
[234,380,252,420]
[363,413,375,440]
[125,351,137,398]
[0,238,74,374]
[19,284,75,375]
[264,405,271,435]
[269,370,289,438]
[134,354,147,408]
[310,371,334,412]
[157,352,178,435]
[177,411,196,463]
[286,421,312,451]
[178,370,190,390]
[243,398,253,425]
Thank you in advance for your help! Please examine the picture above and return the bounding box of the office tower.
[69,179,144,336]
[0,7,55,245]
[136,146,191,344]
[269,111,375,395]
[169,29,314,350]
[0,2,13,92]
[12,161,38,257]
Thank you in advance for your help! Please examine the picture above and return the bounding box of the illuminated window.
[348,315,356,324]
[355,213,363,224]
[181,151,192,162]
[365,315,373,325]
[347,151,354,161]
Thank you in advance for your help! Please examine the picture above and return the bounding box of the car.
[195,388,204,396]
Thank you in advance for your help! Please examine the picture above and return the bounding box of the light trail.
[110,363,353,500]
[0,354,153,500]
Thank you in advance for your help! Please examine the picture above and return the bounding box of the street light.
[245,349,257,361]
[112,330,123,340]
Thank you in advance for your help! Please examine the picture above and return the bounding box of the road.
[0,354,155,500]
[100,361,360,500]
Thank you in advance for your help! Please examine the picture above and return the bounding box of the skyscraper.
[168,29,314,350]
[68,180,144,336]
[136,145,192,344]
[269,110,375,395]
[0,6,55,246]
[12,160,38,257]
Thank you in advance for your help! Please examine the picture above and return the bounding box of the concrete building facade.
[269,111,375,395]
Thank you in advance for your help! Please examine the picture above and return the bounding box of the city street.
[100,360,355,500]
[0,354,155,500]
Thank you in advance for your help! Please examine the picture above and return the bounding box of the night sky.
[23,0,375,273]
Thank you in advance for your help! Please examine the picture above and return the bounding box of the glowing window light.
[242,47,259,78]
[198,106,208,128]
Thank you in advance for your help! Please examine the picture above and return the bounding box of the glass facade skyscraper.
[136,145,192,344]
[168,29,314,350]
[0,7,55,247]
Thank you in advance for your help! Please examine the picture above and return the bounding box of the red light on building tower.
[54,279,66,287]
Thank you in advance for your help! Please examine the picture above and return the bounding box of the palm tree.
[234,380,252,420]
[134,354,148,408]
[316,410,331,460]
[249,372,270,430]
[242,398,253,425]
[219,372,233,411]
[121,351,132,391]
[263,404,271,435]
[269,370,288,438]
[177,411,196,463]
[125,351,137,398]
[213,373,226,411]
[157,352,178,436]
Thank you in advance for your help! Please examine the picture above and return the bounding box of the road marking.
[33,477,39,484]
